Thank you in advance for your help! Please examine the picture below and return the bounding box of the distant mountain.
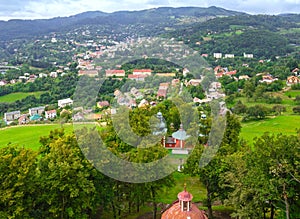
[0,6,246,41]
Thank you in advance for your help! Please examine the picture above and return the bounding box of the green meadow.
[240,115,300,143]
[0,124,74,150]
[157,171,206,204]
[0,123,104,150]
[0,91,45,103]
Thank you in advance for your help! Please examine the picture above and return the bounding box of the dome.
[161,202,208,219]
[161,186,208,219]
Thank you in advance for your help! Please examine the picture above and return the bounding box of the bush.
[292,106,300,114]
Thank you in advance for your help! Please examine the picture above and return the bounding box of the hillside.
[168,14,300,57]
[0,6,245,41]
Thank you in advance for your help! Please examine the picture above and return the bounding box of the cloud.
[0,0,299,20]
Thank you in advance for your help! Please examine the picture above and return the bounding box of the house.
[4,111,21,123]
[0,80,7,86]
[239,75,250,80]
[225,54,235,58]
[128,74,148,81]
[183,68,190,77]
[292,68,299,75]
[157,83,170,99]
[159,83,169,90]
[185,79,202,87]
[138,99,149,108]
[172,79,180,86]
[18,114,29,125]
[157,89,168,99]
[201,54,209,57]
[50,72,58,78]
[45,110,57,119]
[213,53,222,59]
[260,74,278,84]
[133,69,152,76]
[286,76,300,86]
[72,112,85,122]
[225,70,237,77]
[39,73,48,78]
[156,73,176,77]
[105,69,125,77]
[58,98,73,108]
[29,106,45,116]
[244,53,254,58]
[78,69,98,77]
[97,101,110,108]
[130,87,143,99]
[207,92,226,100]
[210,82,222,90]
[114,89,122,98]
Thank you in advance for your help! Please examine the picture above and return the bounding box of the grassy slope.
[0,91,45,103]
[157,172,206,204]
[0,123,104,150]
[0,124,74,150]
[240,115,300,143]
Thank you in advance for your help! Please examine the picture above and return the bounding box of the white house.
[29,106,45,116]
[45,110,57,119]
[213,53,222,59]
[4,111,21,123]
[132,69,152,76]
[225,54,235,58]
[244,53,254,58]
[58,98,73,108]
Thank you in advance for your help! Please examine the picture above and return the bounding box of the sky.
[0,0,299,21]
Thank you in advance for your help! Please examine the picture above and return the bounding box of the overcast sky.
[0,0,299,21]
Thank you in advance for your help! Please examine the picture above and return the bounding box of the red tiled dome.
[161,202,207,219]
[162,186,208,219]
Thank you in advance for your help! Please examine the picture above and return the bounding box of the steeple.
[178,184,193,212]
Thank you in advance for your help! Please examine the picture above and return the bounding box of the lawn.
[0,124,74,150]
[157,171,206,204]
[284,90,300,98]
[0,123,104,150]
[240,115,300,143]
[0,91,45,103]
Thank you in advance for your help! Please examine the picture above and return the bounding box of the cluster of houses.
[0,66,71,87]
[211,52,254,59]
[3,98,73,125]
[214,65,300,86]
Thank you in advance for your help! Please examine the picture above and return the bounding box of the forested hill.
[168,14,300,58]
[0,6,245,41]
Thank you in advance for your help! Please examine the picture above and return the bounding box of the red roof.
[46,110,57,114]
[133,69,152,73]
[105,69,125,74]
[226,70,237,75]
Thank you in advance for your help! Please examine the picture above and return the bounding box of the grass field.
[0,91,45,103]
[284,90,300,98]
[232,91,298,113]
[0,124,74,150]
[0,123,104,150]
[240,115,300,143]
[157,171,206,204]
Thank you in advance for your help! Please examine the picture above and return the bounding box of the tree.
[253,84,266,101]
[184,113,241,219]
[38,131,99,218]
[0,146,38,218]
[223,133,300,219]
[246,105,270,120]
[293,106,300,114]
[243,80,255,99]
